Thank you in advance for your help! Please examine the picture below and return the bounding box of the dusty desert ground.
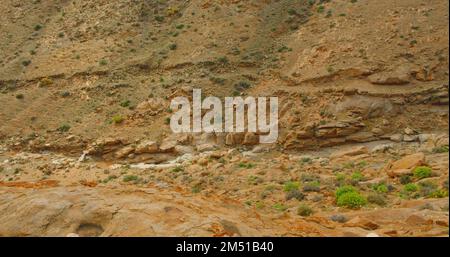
[0,0,448,236]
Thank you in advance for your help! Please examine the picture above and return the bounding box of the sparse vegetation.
[111,115,125,124]
[367,193,386,206]
[120,100,131,108]
[372,183,389,194]
[335,186,366,209]
[168,43,177,50]
[171,166,184,173]
[284,181,300,192]
[39,78,53,87]
[285,189,305,201]
[0,0,447,238]
[34,24,42,31]
[272,203,288,212]
[350,171,364,182]
[123,175,139,183]
[432,146,449,153]
[297,204,313,217]
[191,185,202,193]
[303,181,320,192]
[400,175,412,185]
[22,60,31,66]
[238,162,255,169]
[404,183,419,192]
[413,166,432,179]
[155,15,165,22]
[336,191,367,209]
[57,124,71,133]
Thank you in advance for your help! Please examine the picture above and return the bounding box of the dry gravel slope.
[0,0,448,237]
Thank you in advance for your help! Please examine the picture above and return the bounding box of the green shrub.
[413,166,432,179]
[57,124,71,132]
[238,162,255,169]
[273,203,288,212]
[247,175,263,185]
[428,189,448,198]
[120,100,131,108]
[404,183,419,192]
[284,181,300,192]
[123,175,139,182]
[297,204,313,217]
[317,5,325,13]
[102,175,117,183]
[342,161,355,169]
[111,115,125,124]
[217,56,229,64]
[168,43,177,50]
[300,157,312,164]
[171,166,184,173]
[351,171,364,182]
[155,15,165,22]
[336,192,367,209]
[191,185,202,193]
[372,183,388,193]
[335,173,346,183]
[287,9,297,16]
[335,185,357,200]
[210,77,226,85]
[432,146,449,153]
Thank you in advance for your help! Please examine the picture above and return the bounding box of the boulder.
[175,145,195,154]
[330,146,368,159]
[403,135,418,142]
[405,214,430,226]
[346,132,376,142]
[371,143,393,153]
[243,132,259,145]
[196,143,216,152]
[136,98,166,115]
[159,139,177,152]
[390,134,403,142]
[114,146,134,159]
[386,153,426,177]
[135,140,158,154]
[368,67,410,85]
[331,96,398,118]
[344,217,380,230]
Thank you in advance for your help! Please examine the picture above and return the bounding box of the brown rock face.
[344,217,380,231]
[386,153,426,177]
[368,67,411,85]
[135,140,158,154]
[330,146,369,159]
[114,146,134,159]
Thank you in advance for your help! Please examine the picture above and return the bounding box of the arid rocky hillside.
[0,0,448,237]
